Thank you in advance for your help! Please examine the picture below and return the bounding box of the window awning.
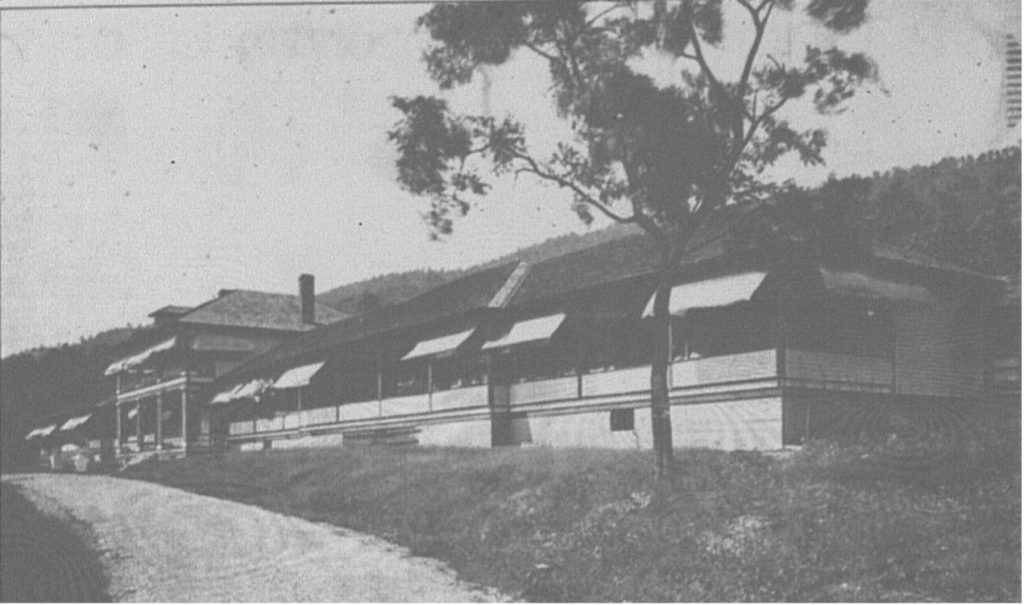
[26,425,57,440]
[273,362,325,389]
[60,414,92,432]
[234,378,273,400]
[401,329,475,361]
[821,270,937,305]
[104,337,177,376]
[643,272,767,317]
[211,383,245,405]
[484,313,567,350]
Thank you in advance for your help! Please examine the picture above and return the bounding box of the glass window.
[610,408,635,432]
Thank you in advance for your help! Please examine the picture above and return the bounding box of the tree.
[389,0,877,476]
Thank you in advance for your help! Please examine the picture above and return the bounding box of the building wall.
[672,397,783,450]
[893,306,962,396]
[270,432,346,450]
[523,397,783,451]
[417,419,493,448]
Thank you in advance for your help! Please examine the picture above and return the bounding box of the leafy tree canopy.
[390,0,878,252]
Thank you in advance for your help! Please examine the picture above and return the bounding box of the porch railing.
[226,348,892,438]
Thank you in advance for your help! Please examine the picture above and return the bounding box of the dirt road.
[3,474,507,602]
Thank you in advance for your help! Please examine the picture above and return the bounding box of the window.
[610,408,635,432]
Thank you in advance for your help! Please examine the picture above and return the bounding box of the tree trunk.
[650,254,676,478]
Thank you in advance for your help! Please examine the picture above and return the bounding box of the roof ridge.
[488,261,531,308]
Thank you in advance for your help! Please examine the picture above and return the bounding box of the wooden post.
[427,362,434,411]
[115,401,122,455]
[156,393,164,451]
[134,402,142,450]
[376,349,384,417]
[181,387,188,454]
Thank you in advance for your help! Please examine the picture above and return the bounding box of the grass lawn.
[124,403,1020,602]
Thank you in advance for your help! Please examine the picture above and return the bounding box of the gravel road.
[3,474,508,602]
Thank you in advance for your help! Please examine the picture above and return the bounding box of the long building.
[26,230,1019,460]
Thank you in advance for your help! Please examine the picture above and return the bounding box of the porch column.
[376,349,383,417]
[115,401,123,455]
[134,401,142,450]
[155,393,164,451]
[427,362,434,411]
[181,387,189,454]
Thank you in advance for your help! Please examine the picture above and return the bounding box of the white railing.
[338,400,380,422]
[510,376,578,405]
[255,416,284,433]
[302,406,338,426]
[381,393,430,417]
[229,420,253,436]
[672,349,777,388]
[431,385,488,411]
[784,350,892,387]
[582,366,649,397]
[283,412,302,430]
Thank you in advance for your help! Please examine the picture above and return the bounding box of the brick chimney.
[299,274,315,325]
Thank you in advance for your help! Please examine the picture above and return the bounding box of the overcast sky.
[1,0,1018,357]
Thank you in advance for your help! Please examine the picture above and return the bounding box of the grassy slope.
[0,484,111,603]
[124,403,1020,603]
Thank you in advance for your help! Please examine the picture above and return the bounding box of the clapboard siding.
[672,350,777,388]
[785,350,892,386]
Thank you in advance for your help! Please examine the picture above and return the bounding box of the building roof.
[510,227,731,306]
[221,261,522,378]
[179,289,348,332]
[148,305,193,318]
[214,228,1003,384]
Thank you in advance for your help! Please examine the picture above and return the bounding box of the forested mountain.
[316,222,641,314]
[2,147,1019,465]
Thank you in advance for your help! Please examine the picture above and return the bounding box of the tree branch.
[586,2,629,28]
[512,151,636,225]
[523,41,558,64]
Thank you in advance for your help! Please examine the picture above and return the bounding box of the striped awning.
[643,272,767,317]
[401,329,475,361]
[60,414,92,432]
[104,337,177,376]
[273,362,325,389]
[484,314,566,350]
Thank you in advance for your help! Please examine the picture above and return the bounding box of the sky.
[1,0,1019,357]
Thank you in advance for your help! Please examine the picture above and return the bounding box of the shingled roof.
[179,290,348,332]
